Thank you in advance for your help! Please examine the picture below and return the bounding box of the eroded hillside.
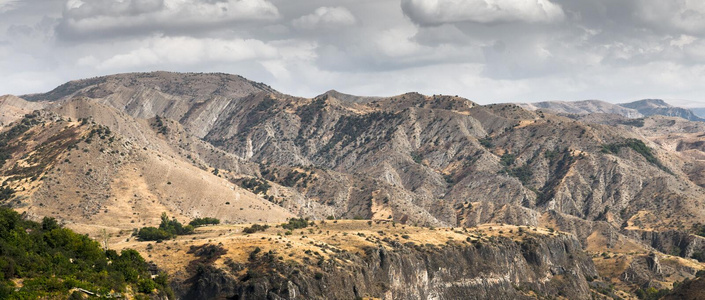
[3,71,705,299]
[0,111,292,239]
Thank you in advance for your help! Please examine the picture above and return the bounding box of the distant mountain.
[619,99,705,122]
[517,98,705,122]
[688,107,705,119]
[517,100,643,118]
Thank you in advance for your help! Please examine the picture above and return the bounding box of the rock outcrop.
[175,234,597,300]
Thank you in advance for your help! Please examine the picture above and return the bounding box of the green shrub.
[601,138,670,173]
[500,153,516,166]
[0,187,15,201]
[243,224,269,234]
[136,213,193,241]
[137,227,173,241]
[696,270,705,278]
[137,278,157,294]
[281,218,310,230]
[479,137,493,148]
[189,217,220,227]
[692,251,705,263]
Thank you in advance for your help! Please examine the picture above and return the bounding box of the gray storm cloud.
[1,0,705,105]
[57,0,280,39]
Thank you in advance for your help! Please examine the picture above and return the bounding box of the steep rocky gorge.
[163,224,598,300]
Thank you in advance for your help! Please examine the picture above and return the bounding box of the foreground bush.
[0,207,171,299]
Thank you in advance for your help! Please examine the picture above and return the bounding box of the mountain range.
[1,71,705,299]
[517,98,705,122]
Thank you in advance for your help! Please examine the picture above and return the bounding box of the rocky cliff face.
[172,230,597,300]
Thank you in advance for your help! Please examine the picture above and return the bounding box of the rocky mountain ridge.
[517,100,644,118]
[3,71,705,299]
[621,99,705,122]
[517,98,705,122]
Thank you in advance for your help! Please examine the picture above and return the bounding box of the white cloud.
[670,35,696,48]
[0,0,19,13]
[292,6,356,30]
[95,36,279,70]
[401,0,565,25]
[57,0,280,38]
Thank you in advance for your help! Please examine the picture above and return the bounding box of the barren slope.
[0,112,292,239]
[0,95,47,128]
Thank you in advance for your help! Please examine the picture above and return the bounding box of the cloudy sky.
[1,0,705,106]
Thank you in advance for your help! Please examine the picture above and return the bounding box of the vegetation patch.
[136,213,194,241]
[601,138,671,173]
[281,218,311,230]
[620,118,645,128]
[0,113,41,168]
[0,186,15,201]
[497,152,533,186]
[189,217,220,227]
[320,111,398,153]
[634,287,671,300]
[478,136,493,148]
[282,170,310,187]
[243,224,270,234]
[296,97,327,127]
[504,164,533,185]
[0,207,171,299]
[7,125,83,181]
[537,148,578,206]
[237,177,271,195]
[84,124,113,143]
[187,244,227,266]
[500,153,516,167]
[242,96,278,130]
[153,115,169,135]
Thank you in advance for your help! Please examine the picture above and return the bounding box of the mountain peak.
[320,89,381,103]
[21,71,279,102]
[620,99,703,121]
[621,99,671,109]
